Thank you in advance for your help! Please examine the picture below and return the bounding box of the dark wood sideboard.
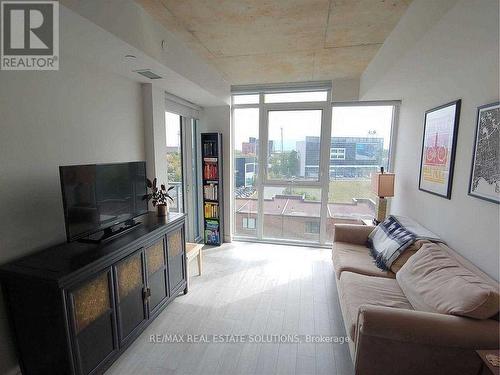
[0,212,188,375]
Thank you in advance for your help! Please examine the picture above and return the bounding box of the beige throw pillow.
[396,242,500,319]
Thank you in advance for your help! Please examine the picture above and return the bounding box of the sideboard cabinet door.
[67,269,117,375]
[114,250,147,345]
[145,237,169,313]
[167,227,186,293]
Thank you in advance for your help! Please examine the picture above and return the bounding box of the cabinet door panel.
[145,238,168,312]
[77,313,115,375]
[68,269,117,375]
[115,251,146,343]
[167,228,186,292]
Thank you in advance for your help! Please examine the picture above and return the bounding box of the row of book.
[204,202,219,219]
[203,162,218,180]
[204,184,218,200]
[203,141,217,157]
[205,219,220,244]
[204,229,220,244]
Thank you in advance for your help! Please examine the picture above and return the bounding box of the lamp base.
[375,197,388,223]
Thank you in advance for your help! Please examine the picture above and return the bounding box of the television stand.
[78,219,142,244]
[0,212,187,375]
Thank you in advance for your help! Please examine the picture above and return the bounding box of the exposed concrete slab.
[136,0,412,84]
[325,0,412,47]
[314,45,381,80]
[213,51,315,84]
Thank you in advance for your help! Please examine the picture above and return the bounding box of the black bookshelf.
[201,133,223,246]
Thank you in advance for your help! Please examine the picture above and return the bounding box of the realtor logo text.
[1,1,59,70]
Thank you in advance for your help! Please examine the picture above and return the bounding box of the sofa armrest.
[333,224,375,246]
[356,305,499,349]
[354,305,499,375]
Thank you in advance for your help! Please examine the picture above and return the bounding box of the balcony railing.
[168,182,183,213]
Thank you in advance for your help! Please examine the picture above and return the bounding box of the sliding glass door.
[262,109,325,243]
[183,118,201,242]
[165,112,183,213]
[232,89,398,246]
[165,111,202,242]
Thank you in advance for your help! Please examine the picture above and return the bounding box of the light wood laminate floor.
[106,241,354,375]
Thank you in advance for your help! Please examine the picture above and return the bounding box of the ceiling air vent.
[134,69,162,80]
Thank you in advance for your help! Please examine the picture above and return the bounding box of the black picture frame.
[468,101,500,204]
[418,99,461,199]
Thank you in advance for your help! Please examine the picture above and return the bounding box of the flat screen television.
[59,161,148,242]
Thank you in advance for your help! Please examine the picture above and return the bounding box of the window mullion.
[319,94,333,245]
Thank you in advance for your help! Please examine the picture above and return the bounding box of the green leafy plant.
[144,178,174,207]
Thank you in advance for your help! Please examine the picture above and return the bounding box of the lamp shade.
[372,172,395,198]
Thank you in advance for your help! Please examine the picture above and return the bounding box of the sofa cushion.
[389,239,429,273]
[338,272,413,340]
[332,242,395,279]
[397,242,500,319]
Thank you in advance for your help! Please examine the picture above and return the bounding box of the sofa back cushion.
[396,242,500,319]
[389,239,429,274]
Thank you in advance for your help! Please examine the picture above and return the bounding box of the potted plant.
[144,178,175,216]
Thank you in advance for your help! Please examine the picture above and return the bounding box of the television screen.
[59,161,148,241]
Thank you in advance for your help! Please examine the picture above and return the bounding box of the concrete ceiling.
[136,0,412,85]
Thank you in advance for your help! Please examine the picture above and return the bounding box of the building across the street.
[298,136,385,179]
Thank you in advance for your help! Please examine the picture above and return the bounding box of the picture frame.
[468,101,500,204]
[418,100,461,199]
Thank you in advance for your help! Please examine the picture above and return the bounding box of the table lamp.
[371,167,395,224]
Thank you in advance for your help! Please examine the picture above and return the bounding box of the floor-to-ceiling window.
[233,96,259,239]
[326,104,396,243]
[232,85,398,246]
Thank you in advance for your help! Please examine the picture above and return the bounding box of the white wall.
[360,0,500,279]
[199,106,232,242]
[60,0,230,105]
[0,56,145,375]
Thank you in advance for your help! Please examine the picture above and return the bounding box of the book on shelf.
[205,219,219,230]
[204,202,219,219]
[203,184,218,200]
[204,229,219,244]
[203,163,218,180]
[203,141,217,157]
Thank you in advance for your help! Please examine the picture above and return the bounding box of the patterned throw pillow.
[367,216,416,270]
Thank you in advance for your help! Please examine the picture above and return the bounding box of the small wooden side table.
[186,243,204,289]
[476,350,500,375]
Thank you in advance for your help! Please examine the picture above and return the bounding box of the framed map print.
[418,100,461,199]
[468,102,500,204]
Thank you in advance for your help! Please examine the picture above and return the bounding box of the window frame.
[231,86,400,247]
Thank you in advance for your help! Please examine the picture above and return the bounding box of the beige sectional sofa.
[332,223,499,375]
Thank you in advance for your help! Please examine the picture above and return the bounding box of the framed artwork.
[468,102,500,204]
[418,100,461,199]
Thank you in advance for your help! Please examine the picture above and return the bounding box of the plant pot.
[156,204,168,217]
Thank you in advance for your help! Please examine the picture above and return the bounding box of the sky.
[165,111,181,147]
[233,105,394,152]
